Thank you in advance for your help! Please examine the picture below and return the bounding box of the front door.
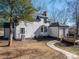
[20,28,25,40]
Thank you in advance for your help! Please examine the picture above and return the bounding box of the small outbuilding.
[48,22,69,38]
[4,22,10,39]
[4,22,15,39]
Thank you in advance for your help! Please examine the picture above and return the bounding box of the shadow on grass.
[0,45,9,47]
[55,40,74,47]
[33,36,60,41]
[0,36,9,40]
[0,36,9,47]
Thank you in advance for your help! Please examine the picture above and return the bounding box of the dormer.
[36,11,48,23]
[40,15,48,23]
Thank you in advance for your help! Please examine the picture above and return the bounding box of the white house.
[4,13,50,39]
[4,12,69,40]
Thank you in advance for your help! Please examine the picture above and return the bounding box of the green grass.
[55,42,79,56]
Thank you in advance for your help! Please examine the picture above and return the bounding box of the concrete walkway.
[47,40,79,59]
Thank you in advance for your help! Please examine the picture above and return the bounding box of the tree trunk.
[8,17,13,46]
[76,22,78,39]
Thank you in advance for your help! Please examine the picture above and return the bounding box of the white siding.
[15,21,26,39]
[48,27,59,37]
[48,27,69,38]
[4,21,69,39]
[25,22,49,38]
[15,21,49,39]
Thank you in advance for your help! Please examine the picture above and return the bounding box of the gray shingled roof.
[49,23,59,27]
[59,23,69,27]
[49,22,69,27]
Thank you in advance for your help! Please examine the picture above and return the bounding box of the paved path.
[47,40,79,59]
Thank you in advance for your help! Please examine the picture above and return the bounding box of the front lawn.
[0,39,67,59]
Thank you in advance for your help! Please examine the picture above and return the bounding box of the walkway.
[47,40,79,59]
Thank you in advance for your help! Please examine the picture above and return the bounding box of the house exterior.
[4,12,69,40]
[4,12,50,39]
[48,23,59,38]
[14,18,49,39]
[48,23,69,38]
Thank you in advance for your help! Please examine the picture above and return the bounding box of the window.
[20,28,25,34]
[44,26,47,32]
[41,26,47,32]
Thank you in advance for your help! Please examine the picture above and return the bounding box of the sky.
[0,0,78,26]
[32,0,77,26]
